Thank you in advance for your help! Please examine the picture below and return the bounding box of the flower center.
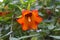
[25,13,32,22]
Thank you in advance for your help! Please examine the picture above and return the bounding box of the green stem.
[15,5,22,11]
[27,3,30,10]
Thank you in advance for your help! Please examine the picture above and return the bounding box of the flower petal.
[17,16,29,31]
[22,23,28,31]
[30,21,38,30]
[32,9,43,24]
[34,16,43,24]
[22,9,30,16]
[32,9,38,16]
[17,17,24,24]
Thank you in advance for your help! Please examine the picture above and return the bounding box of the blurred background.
[0,0,60,40]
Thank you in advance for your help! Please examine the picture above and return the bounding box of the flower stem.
[27,3,30,10]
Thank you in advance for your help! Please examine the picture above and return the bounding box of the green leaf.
[29,0,36,3]
[0,17,3,21]
[53,28,60,31]
[49,35,60,39]
[15,5,22,11]
[0,38,3,40]
[10,37,19,40]
[31,37,38,40]
[4,17,11,21]
[20,0,24,4]
[47,24,56,30]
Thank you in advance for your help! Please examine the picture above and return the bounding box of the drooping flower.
[17,9,43,31]
[0,11,10,16]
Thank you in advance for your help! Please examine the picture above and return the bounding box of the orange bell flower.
[17,9,43,31]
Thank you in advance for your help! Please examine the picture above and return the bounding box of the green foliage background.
[0,0,60,40]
